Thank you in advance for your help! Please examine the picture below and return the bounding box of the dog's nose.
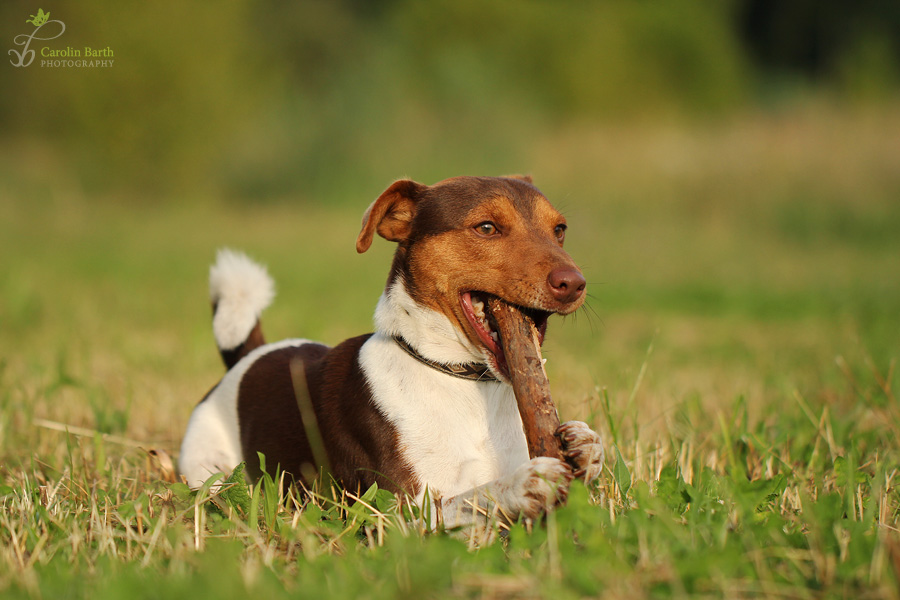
[547,268,586,304]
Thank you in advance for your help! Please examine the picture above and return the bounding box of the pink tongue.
[465,293,500,352]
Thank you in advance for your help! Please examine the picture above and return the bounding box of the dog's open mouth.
[460,291,551,380]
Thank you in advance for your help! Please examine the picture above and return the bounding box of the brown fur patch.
[237,337,418,496]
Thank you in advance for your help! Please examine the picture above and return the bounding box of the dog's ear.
[504,174,534,184]
[356,179,428,253]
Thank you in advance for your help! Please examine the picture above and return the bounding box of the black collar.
[392,335,498,382]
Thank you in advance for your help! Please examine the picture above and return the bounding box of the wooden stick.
[487,298,564,461]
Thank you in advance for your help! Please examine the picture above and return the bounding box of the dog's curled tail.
[209,249,275,369]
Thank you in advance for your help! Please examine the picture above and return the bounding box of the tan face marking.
[405,194,583,350]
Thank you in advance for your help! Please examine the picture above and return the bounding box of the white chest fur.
[360,332,530,501]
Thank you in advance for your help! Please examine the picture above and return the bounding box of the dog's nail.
[573,469,586,479]
[568,449,582,459]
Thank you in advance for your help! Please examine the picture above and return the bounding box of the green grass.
[1,105,900,598]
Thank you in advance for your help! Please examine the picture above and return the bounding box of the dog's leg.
[436,457,573,532]
[179,394,243,489]
[557,421,605,483]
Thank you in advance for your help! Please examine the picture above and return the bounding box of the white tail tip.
[209,249,275,350]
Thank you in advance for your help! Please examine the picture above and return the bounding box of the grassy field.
[1,105,899,598]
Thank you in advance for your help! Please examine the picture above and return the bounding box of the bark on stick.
[488,298,564,461]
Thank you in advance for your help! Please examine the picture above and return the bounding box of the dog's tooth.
[490,332,499,343]
[472,298,485,319]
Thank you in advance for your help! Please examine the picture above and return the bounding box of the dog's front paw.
[558,421,605,483]
[501,457,573,520]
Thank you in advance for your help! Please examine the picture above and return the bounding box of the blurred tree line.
[2,0,897,201]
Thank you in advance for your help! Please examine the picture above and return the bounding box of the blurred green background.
[1,0,898,443]
[3,0,898,200]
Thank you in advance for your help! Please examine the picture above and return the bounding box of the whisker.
[579,302,604,334]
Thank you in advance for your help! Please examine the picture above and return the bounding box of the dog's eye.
[554,224,567,243]
[474,222,499,237]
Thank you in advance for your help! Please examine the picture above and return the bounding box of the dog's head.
[357,176,585,373]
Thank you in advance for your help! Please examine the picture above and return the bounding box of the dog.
[179,175,604,527]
